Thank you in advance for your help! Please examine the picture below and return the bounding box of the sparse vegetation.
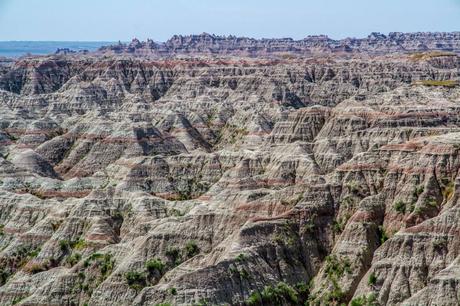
[66,252,82,267]
[324,255,352,279]
[410,51,457,61]
[424,196,438,208]
[441,179,455,202]
[378,226,389,245]
[73,239,88,250]
[346,180,361,194]
[350,293,378,306]
[304,255,353,305]
[302,220,315,234]
[368,272,377,285]
[185,241,200,258]
[100,255,114,277]
[169,287,177,295]
[412,80,459,87]
[236,253,246,262]
[432,237,448,251]
[125,271,147,291]
[332,213,351,234]
[59,240,72,252]
[229,265,251,282]
[394,200,406,214]
[12,296,26,305]
[246,282,301,305]
[28,263,46,274]
[0,268,10,285]
[168,208,185,217]
[82,253,114,280]
[146,258,165,275]
[165,246,182,266]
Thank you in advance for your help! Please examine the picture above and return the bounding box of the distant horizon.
[1,30,460,43]
[1,0,459,41]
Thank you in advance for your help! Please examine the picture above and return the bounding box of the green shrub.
[368,272,377,285]
[0,269,10,285]
[169,287,177,295]
[294,281,312,302]
[100,254,114,276]
[415,185,424,196]
[185,241,200,258]
[432,237,448,251]
[246,291,262,305]
[125,271,146,290]
[394,200,406,214]
[378,226,389,245]
[66,252,82,266]
[246,282,299,305]
[73,239,87,250]
[346,180,361,193]
[239,268,249,280]
[236,253,246,262]
[28,247,41,258]
[425,196,438,208]
[350,293,378,306]
[12,296,25,305]
[324,255,351,279]
[82,253,114,279]
[165,246,182,265]
[303,220,315,234]
[442,180,455,201]
[59,240,71,252]
[146,258,165,275]
[332,214,350,234]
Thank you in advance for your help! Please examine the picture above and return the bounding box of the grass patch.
[410,51,457,61]
[412,80,459,87]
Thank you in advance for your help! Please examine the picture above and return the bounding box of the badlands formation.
[0,33,460,305]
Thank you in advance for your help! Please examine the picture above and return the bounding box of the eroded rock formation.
[0,33,460,305]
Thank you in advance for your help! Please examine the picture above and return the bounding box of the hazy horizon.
[1,30,460,43]
[0,0,459,41]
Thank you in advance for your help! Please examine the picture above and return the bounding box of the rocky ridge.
[99,32,460,57]
[0,33,459,305]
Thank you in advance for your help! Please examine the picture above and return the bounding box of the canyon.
[0,33,459,305]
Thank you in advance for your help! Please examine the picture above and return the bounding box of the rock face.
[99,32,460,57]
[0,33,459,305]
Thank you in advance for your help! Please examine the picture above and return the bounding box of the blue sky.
[0,0,459,41]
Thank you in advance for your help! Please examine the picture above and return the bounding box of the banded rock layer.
[0,37,460,306]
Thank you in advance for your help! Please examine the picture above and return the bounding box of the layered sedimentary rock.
[99,32,460,57]
[0,33,459,305]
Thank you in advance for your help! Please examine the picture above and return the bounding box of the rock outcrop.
[0,33,459,305]
[99,32,460,57]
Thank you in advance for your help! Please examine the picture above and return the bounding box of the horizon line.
[1,30,460,43]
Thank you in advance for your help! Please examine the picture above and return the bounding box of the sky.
[0,0,459,41]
